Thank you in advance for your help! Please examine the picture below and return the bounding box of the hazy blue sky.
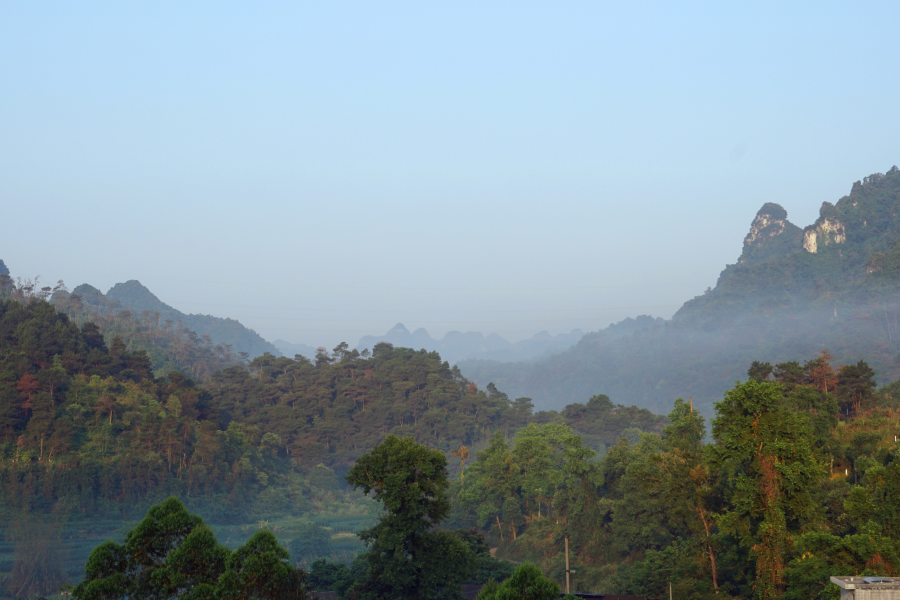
[3,2,899,348]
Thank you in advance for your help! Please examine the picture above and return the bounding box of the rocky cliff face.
[674,166,900,322]
[736,202,803,267]
[802,217,846,253]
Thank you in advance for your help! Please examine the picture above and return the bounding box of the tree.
[74,497,309,600]
[804,351,839,397]
[218,530,308,600]
[450,444,470,486]
[475,563,560,600]
[308,559,351,593]
[346,435,474,599]
[712,381,823,600]
[658,399,719,589]
[837,360,877,416]
[748,361,773,382]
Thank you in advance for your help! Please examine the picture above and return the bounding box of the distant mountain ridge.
[356,322,583,364]
[71,280,280,359]
[677,167,900,322]
[459,166,900,414]
[272,339,318,360]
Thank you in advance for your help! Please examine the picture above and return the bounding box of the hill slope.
[74,279,280,359]
[459,166,900,414]
[0,298,662,520]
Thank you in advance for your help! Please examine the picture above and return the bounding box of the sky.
[2,2,900,349]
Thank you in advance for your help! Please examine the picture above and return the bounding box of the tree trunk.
[697,503,718,589]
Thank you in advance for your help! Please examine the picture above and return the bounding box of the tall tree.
[712,381,823,600]
[346,435,473,599]
[74,497,308,600]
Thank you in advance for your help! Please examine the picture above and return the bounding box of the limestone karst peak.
[388,323,410,334]
[737,203,802,266]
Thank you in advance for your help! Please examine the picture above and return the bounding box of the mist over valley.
[4,3,900,598]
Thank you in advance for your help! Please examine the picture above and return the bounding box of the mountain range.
[69,279,280,359]
[458,166,900,415]
[355,323,584,365]
[272,339,319,360]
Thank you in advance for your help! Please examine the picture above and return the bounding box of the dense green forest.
[0,290,661,595]
[461,167,900,414]
[4,286,900,598]
[278,349,900,600]
[439,353,900,599]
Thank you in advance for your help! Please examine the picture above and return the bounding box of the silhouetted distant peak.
[358,324,582,364]
[604,315,665,337]
[0,260,8,277]
[93,279,278,358]
[71,284,105,306]
[107,280,174,314]
[273,339,317,360]
[755,202,788,221]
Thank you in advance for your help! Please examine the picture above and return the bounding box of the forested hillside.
[0,295,660,522]
[62,279,279,359]
[440,352,900,599]
[0,292,664,591]
[461,167,900,414]
[49,287,245,381]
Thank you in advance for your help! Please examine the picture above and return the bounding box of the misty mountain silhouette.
[460,167,900,415]
[356,323,584,364]
[272,339,318,360]
[71,279,279,359]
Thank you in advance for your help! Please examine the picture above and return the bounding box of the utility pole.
[564,534,570,595]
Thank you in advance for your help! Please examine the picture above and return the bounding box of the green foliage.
[476,563,559,600]
[450,529,515,584]
[308,559,351,593]
[0,297,282,520]
[53,287,245,380]
[454,423,601,547]
[219,530,308,600]
[0,297,540,523]
[208,346,550,471]
[346,435,474,599]
[784,522,899,600]
[74,497,309,600]
[712,380,824,599]
[451,353,900,599]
